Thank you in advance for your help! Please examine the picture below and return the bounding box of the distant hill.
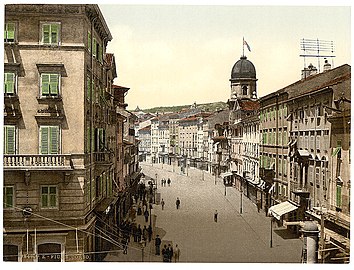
[141,101,228,114]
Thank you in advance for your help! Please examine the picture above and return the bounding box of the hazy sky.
[99,3,351,110]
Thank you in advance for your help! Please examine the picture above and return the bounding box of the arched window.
[242,85,248,95]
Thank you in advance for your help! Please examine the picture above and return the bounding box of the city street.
[138,163,303,263]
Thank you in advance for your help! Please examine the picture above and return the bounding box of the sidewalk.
[104,197,172,262]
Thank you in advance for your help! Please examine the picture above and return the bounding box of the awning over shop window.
[220,172,233,178]
[268,201,298,220]
[298,149,310,157]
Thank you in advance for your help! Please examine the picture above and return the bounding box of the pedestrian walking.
[161,198,165,210]
[155,235,162,255]
[176,197,181,209]
[122,237,128,254]
[144,209,149,223]
[173,244,180,262]
[143,225,148,246]
[137,224,142,242]
[161,178,164,187]
[167,243,173,262]
[132,223,137,242]
[162,245,169,262]
[167,178,171,186]
[214,210,218,222]
[147,224,153,242]
[256,199,261,212]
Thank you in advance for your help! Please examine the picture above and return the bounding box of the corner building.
[3,4,123,261]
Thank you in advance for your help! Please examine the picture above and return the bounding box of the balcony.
[3,154,73,171]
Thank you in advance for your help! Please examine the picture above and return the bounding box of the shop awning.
[298,149,310,157]
[220,172,233,178]
[268,201,298,220]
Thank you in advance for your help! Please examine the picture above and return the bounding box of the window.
[41,23,60,45]
[41,73,60,96]
[41,186,58,208]
[95,128,106,151]
[39,126,60,154]
[4,125,16,154]
[4,22,15,42]
[3,186,14,208]
[242,85,248,95]
[4,72,16,95]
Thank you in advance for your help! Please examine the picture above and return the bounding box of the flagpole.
[242,37,245,57]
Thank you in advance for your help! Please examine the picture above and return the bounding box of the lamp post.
[140,240,145,262]
[240,185,243,214]
[270,216,273,248]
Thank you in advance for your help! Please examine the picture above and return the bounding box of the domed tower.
[230,55,257,101]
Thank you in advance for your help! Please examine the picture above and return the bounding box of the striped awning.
[268,201,298,220]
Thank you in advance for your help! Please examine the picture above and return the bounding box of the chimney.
[323,59,331,72]
[301,63,318,79]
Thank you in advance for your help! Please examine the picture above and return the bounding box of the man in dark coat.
[144,209,149,223]
[155,235,162,255]
[167,243,173,262]
[147,224,153,242]
[176,197,181,209]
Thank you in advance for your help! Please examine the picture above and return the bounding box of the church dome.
[231,56,256,79]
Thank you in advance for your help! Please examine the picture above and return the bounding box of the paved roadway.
[139,163,303,263]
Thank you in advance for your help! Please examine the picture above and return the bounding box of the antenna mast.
[300,38,335,72]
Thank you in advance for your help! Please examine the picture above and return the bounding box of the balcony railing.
[3,154,72,169]
[94,151,113,163]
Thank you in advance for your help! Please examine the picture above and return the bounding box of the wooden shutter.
[5,73,15,94]
[88,31,91,51]
[87,75,91,100]
[49,186,57,207]
[42,24,50,43]
[41,186,48,207]
[50,24,58,44]
[336,185,342,207]
[40,126,49,154]
[50,126,59,154]
[49,74,59,95]
[41,74,50,95]
[93,38,97,56]
[6,23,15,41]
[5,126,15,154]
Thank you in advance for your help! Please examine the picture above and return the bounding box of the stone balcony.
[3,154,74,171]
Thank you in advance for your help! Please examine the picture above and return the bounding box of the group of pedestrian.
[161,243,180,262]
[161,178,172,187]
[120,221,132,254]
[132,223,153,244]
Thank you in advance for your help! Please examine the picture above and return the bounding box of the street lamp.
[240,185,243,214]
[270,216,273,248]
[149,203,153,227]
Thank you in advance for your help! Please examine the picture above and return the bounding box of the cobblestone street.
[106,163,303,263]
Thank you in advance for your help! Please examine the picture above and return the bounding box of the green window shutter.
[5,187,14,208]
[98,44,102,62]
[88,31,91,51]
[93,38,97,56]
[87,76,91,100]
[5,126,16,154]
[336,185,342,207]
[4,73,15,94]
[7,23,15,40]
[43,24,50,43]
[49,74,59,95]
[41,186,49,207]
[40,126,49,154]
[50,24,58,44]
[49,186,57,207]
[50,126,59,154]
[41,74,50,95]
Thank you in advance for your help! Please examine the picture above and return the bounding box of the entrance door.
[38,243,61,262]
[3,244,18,261]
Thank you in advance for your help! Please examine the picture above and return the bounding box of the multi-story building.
[227,55,261,201]
[259,87,289,212]
[3,4,136,262]
[138,125,151,162]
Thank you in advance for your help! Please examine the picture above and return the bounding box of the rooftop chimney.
[323,59,331,72]
[301,63,318,79]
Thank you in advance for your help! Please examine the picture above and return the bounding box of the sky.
[98,2,351,111]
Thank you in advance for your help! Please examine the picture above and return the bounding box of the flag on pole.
[243,39,251,52]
